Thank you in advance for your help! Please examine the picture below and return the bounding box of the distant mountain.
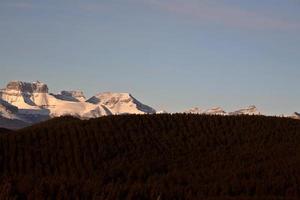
[291,112,300,120]
[204,107,226,115]
[184,107,226,115]
[0,80,156,129]
[87,92,156,115]
[184,105,261,116]
[184,107,203,114]
[229,105,260,115]
[156,110,168,114]
[0,80,289,129]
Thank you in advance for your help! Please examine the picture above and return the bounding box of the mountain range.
[184,105,260,115]
[0,80,298,129]
[0,80,156,129]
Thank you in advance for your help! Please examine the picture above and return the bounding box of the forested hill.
[0,127,11,134]
[1,114,300,199]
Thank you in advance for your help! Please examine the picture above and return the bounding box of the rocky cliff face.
[6,81,48,93]
[54,91,86,102]
[0,81,49,107]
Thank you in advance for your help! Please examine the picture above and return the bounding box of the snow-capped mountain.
[203,107,226,115]
[0,80,286,130]
[229,105,260,115]
[184,107,203,114]
[156,110,168,114]
[0,81,156,129]
[184,105,261,116]
[87,92,156,115]
[54,90,86,102]
[291,112,300,120]
[184,107,226,115]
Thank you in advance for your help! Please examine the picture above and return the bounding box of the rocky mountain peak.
[204,107,226,115]
[55,90,86,102]
[87,92,156,114]
[6,81,48,93]
[229,105,259,115]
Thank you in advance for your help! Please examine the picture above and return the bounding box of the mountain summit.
[5,80,49,93]
[87,92,156,114]
[229,105,260,115]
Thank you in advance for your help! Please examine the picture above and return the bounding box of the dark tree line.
[0,114,300,199]
[0,128,11,134]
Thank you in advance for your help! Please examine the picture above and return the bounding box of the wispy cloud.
[139,0,300,30]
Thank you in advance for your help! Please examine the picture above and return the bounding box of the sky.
[0,0,300,115]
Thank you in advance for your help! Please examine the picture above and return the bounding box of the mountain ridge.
[0,80,299,129]
[0,80,156,128]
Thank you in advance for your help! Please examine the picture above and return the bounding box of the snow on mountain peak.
[55,90,86,102]
[0,80,270,130]
[184,107,203,114]
[184,107,226,115]
[0,80,158,128]
[87,92,156,114]
[204,107,226,115]
[156,110,168,114]
[88,92,131,104]
[229,105,260,115]
[184,105,261,116]
[291,112,300,120]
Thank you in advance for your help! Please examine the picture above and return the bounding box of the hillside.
[0,114,300,199]
[0,127,11,134]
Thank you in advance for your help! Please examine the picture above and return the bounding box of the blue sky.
[0,0,300,114]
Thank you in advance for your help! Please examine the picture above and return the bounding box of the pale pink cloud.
[139,0,300,30]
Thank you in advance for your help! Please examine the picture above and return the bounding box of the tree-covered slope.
[0,114,300,199]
